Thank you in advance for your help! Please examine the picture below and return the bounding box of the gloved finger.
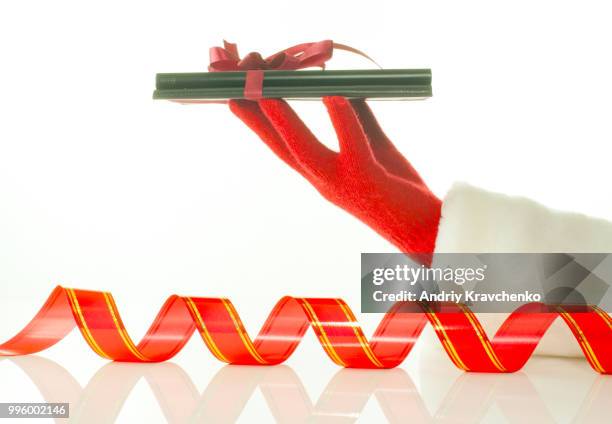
[322,96,376,168]
[348,99,425,186]
[229,99,304,174]
[259,99,337,182]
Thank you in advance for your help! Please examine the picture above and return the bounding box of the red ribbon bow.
[208,40,377,100]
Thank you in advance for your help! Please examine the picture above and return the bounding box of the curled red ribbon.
[208,40,378,99]
[1,286,611,373]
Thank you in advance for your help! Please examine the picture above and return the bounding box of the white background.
[1,0,611,422]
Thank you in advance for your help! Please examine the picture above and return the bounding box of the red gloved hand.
[229,96,441,265]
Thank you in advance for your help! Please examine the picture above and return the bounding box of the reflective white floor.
[0,343,609,423]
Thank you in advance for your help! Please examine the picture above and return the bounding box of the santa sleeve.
[433,182,612,357]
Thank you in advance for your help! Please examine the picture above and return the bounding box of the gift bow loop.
[208,40,379,99]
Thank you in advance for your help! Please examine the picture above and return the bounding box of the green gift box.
[153,69,432,101]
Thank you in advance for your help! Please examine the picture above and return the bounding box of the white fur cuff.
[432,182,612,357]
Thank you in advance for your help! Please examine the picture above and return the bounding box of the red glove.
[229,96,441,265]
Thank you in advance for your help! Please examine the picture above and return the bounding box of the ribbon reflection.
[1,356,610,423]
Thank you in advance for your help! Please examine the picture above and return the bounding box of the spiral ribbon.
[1,286,611,373]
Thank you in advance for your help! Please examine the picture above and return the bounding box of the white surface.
[0,345,608,423]
[1,0,612,423]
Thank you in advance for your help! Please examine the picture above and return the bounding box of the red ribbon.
[1,286,611,373]
[208,40,378,100]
